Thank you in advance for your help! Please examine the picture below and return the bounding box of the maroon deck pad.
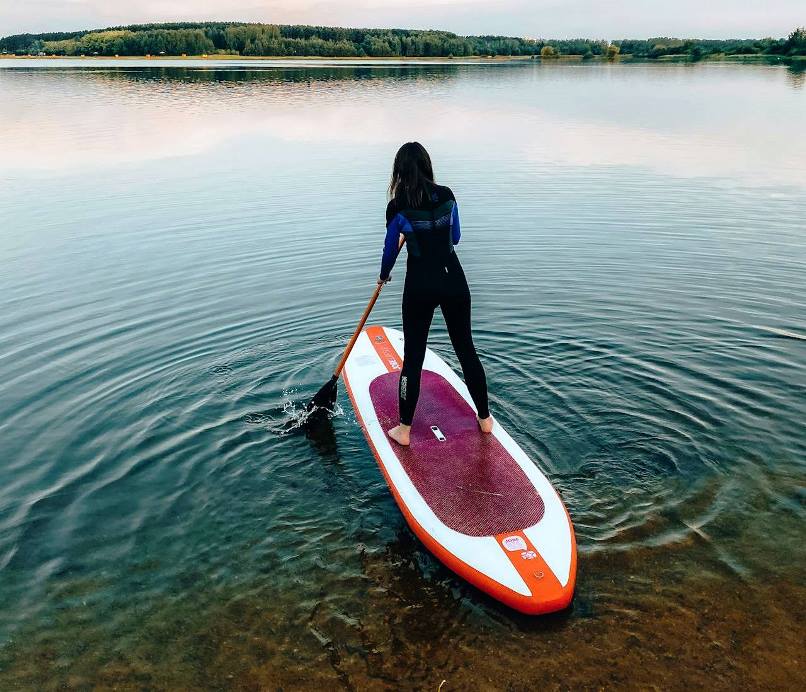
[369,370,544,537]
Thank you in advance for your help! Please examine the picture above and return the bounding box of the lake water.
[1,58,804,689]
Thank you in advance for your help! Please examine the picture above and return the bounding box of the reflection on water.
[786,62,805,89]
[3,60,806,188]
[0,59,804,687]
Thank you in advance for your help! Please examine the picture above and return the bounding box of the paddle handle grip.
[333,234,405,379]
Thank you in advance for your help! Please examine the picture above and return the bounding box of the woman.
[379,142,493,446]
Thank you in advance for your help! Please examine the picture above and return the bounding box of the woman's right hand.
[377,275,391,286]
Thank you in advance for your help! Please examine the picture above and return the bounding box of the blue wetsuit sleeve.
[380,214,407,280]
[451,202,461,245]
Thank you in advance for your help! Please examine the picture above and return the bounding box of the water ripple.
[0,60,804,684]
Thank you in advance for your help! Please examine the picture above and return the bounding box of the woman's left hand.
[377,275,391,286]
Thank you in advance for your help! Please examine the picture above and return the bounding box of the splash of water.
[270,388,345,435]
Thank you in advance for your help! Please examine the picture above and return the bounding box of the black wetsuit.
[380,185,489,426]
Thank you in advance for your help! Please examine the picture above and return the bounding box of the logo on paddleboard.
[502,535,527,552]
[521,550,537,560]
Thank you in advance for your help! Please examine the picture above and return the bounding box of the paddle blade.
[307,374,338,413]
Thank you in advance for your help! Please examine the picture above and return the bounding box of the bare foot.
[478,415,494,434]
[388,424,411,446]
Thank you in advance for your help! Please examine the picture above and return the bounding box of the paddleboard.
[343,325,577,614]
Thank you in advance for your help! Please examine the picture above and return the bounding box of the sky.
[0,0,802,39]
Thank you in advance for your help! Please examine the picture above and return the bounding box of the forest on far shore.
[1,23,805,60]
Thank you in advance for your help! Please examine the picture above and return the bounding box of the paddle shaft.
[333,235,404,378]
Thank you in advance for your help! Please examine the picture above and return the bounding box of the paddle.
[306,234,405,414]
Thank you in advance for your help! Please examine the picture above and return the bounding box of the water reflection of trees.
[79,64,463,86]
[786,63,804,89]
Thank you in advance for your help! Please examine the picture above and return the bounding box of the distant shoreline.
[3,23,803,64]
[2,53,804,64]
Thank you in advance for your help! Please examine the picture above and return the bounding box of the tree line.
[1,22,804,59]
[618,29,806,60]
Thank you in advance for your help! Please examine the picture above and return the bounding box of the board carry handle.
[333,234,405,378]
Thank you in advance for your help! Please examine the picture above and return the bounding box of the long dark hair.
[389,142,435,208]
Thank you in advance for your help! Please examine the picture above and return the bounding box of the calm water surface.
[1,59,804,689]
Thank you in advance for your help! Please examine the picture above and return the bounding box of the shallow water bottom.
[2,534,802,691]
